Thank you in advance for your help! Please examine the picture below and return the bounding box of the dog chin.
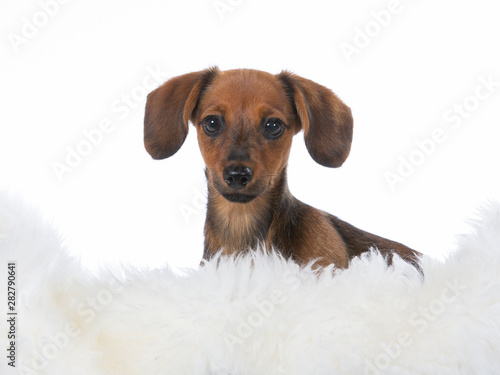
[221,193,258,204]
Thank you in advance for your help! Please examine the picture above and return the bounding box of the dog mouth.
[221,193,258,203]
[207,168,265,204]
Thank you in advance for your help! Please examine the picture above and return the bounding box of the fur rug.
[1,193,500,375]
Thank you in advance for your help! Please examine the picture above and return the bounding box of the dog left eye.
[202,116,223,136]
[264,119,285,138]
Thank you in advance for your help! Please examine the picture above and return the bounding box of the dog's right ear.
[144,67,219,159]
[276,71,353,168]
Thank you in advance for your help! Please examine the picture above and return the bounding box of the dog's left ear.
[144,67,219,160]
[277,72,353,168]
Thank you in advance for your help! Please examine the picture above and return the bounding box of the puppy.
[144,67,420,269]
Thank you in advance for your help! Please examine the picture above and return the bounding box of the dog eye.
[264,119,285,139]
[202,116,223,136]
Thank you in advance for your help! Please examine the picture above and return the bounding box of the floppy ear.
[277,72,353,168]
[144,67,219,159]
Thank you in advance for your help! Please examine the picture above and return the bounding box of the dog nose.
[223,166,253,190]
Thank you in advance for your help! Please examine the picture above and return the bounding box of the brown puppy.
[144,67,420,269]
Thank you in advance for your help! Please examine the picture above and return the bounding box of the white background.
[1,0,499,272]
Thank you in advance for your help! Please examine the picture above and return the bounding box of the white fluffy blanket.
[1,193,500,375]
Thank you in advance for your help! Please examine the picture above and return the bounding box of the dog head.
[144,67,353,203]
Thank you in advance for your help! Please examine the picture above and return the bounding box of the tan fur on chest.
[206,192,272,256]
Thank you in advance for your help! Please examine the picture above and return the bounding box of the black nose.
[223,166,253,190]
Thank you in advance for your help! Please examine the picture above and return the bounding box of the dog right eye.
[263,118,285,139]
[202,116,223,136]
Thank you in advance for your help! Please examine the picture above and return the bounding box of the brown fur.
[144,67,421,269]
